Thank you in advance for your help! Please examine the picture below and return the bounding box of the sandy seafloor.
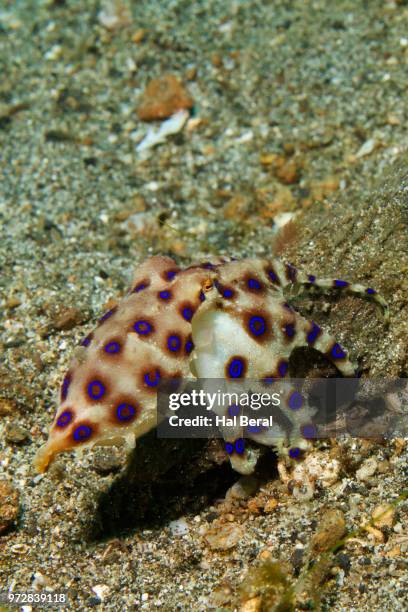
[0,0,407,610]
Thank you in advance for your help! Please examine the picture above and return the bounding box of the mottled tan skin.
[34,255,388,474]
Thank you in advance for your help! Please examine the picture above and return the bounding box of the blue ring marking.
[289,447,300,459]
[199,290,206,302]
[133,282,148,293]
[228,404,240,417]
[301,424,317,439]
[267,268,279,283]
[335,279,349,288]
[247,278,261,290]
[366,287,376,295]
[235,438,245,454]
[246,424,261,433]
[166,270,178,280]
[144,369,161,387]
[73,425,92,442]
[182,306,194,321]
[159,290,171,300]
[278,360,289,377]
[307,321,321,344]
[61,374,71,401]
[308,274,316,284]
[185,339,194,354]
[87,380,106,400]
[99,308,116,324]
[133,320,153,335]
[116,403,136,422]
[288,391,303,410]
[104,340,121,354]
[331,343,346,359]
[56,410,73,428]
[228,358,245,378]
[284,323,295,338]
[167,334,181,352]
[225,442,234,455]
[81,335,92,347]
[249,315,266,336]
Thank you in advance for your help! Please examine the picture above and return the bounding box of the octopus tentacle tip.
[33,444,54,474]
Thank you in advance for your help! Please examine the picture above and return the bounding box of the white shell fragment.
[136,110,190,154]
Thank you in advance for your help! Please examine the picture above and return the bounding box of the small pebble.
[356,457,378,481]
[0,399,15,416]
[53,306,85,331]
[0,479,19,534]
[371,503,395,528]
[225,476,259,501]
[204,521,243,550]
[92,448,124,475]
[355,138,377,158]
[137,74,193,121]
[310,509,346,555]
[169,518,189,536]
[6,424,30,445]
[92,584,110,602]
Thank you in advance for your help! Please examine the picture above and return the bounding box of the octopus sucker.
[34,256,388,474]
